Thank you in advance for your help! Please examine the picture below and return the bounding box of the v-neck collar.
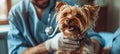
[29,0,55,25]
[41,0,55,25]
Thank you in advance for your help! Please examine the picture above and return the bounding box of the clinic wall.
[106,0,120,32]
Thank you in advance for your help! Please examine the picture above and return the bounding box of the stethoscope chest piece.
[45,26,54,35]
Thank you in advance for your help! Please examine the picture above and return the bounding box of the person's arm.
[23,43,49,54]
[87,28,105,47]
[8,4,50,54]
[8,23,49,54]
[8,13,79,54]
[111,34,120,54]
[23,33,80,54]
[87,28,105,54]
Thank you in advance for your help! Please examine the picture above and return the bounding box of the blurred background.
[0,0,120,54]
[0,0,21,54]
[77,0,120,32]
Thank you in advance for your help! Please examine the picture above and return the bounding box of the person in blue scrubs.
[111,35,120,54]
[111,28,120,54]
[8,0,105,54]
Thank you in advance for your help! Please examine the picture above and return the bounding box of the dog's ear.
[82,5,100,16]
[82,5,100,28]
[56,2,66,11]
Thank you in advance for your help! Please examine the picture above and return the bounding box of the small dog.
[55,2,100,54]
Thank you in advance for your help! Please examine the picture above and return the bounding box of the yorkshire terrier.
[55,2,100,54]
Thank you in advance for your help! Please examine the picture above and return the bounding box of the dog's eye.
[76,14,82,18]
[63,13,67,17]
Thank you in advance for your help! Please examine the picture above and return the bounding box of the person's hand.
[45,33,80,51]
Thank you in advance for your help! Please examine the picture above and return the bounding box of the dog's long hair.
[56,2,100,40]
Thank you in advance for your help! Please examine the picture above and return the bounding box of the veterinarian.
[111,28,120,54]
[7,0,105,54]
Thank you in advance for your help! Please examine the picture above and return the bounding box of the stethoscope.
[38,0,58,38]
[45,13,58,38]
[27,0,58,39]
[43,0,59,38]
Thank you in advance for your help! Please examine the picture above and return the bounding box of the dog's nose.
[66,18,72,24]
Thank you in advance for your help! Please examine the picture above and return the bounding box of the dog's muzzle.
[66,18,72,25]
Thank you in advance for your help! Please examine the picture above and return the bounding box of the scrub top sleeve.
[8,6,29,54]
[59,0,81,7]
[87,29,105,47]
[111,35,120,54]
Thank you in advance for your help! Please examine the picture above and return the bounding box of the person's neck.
[34,5,45,20]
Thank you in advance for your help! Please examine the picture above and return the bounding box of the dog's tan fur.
[55,2,101,54]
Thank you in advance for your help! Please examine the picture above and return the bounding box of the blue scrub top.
[111,28,120,54]
[7,0,104,54]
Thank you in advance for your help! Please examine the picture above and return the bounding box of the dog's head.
[56,2,100,40]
